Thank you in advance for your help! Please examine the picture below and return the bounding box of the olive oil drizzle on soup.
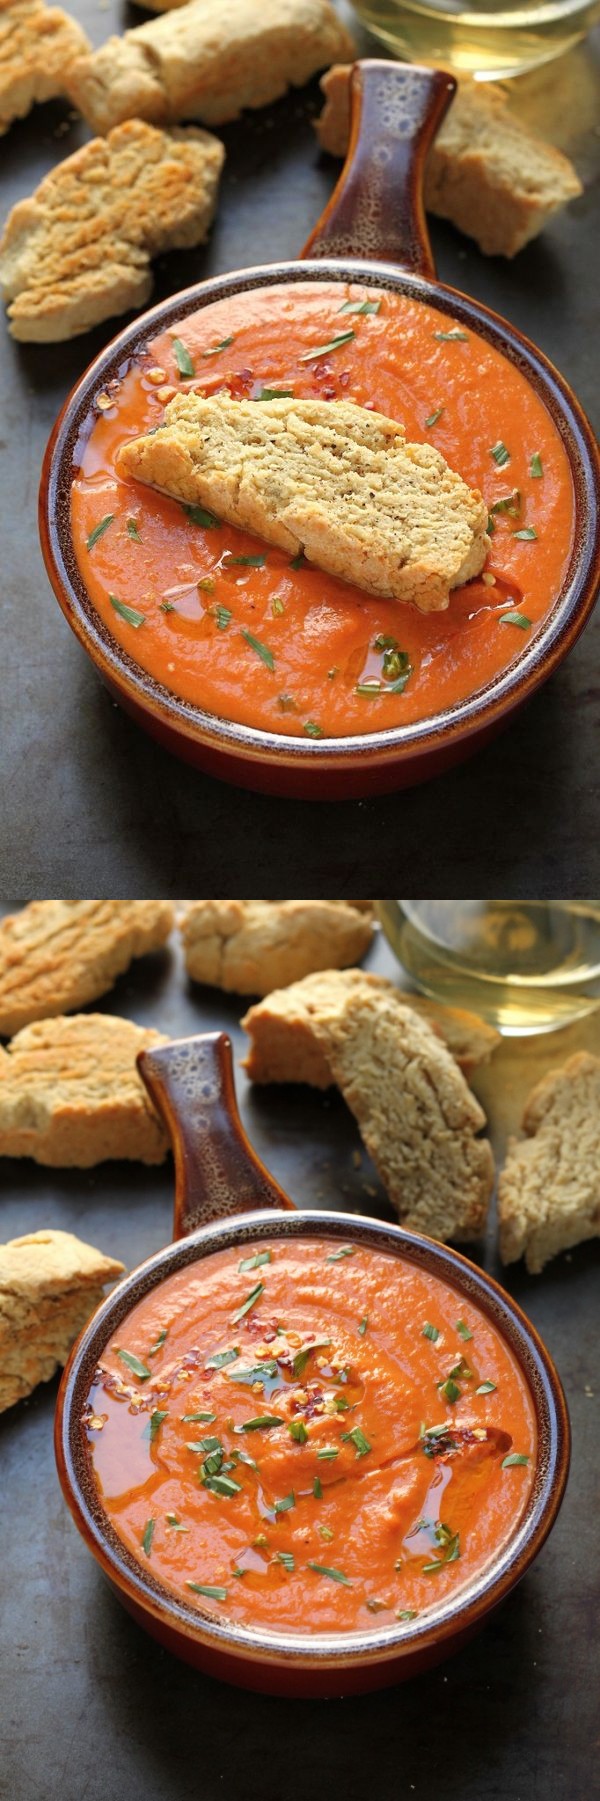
[85,1240,536,1632]
[71,282,574,739]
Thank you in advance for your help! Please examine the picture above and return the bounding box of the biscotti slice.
[181,900,375,995]
[0,0,89,134]
[0,1014,170,1165]
[0,120,223,343]
[498,1052,600,1273]
[242,967,500,1084]
[0,900,174,1035]
[65,0,356,135]
[317,66,582,258]
[116,395,489,612]
[0,1228,124,1412]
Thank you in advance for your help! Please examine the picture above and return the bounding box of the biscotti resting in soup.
[71,281,575,739]
[85,1238,536,1632]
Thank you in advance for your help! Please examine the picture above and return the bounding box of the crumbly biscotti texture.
[498,1052,600,1273]
[65,0,356,134]
[0,1014,170,1165]
[317,66,582,258]
[0,119,224,342]
[242,967,500,1085]
[181,900,375,995]
[116,395,489,612]
[0,0,89,134]
[0,1227,124,1411]
[0,900,174,1034]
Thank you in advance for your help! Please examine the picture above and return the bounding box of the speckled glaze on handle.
[302,59,455,276]
[137,1032,294,1239]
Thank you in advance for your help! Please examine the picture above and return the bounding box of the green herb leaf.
[512,526,537,540]
[257,387,294,400]
[341,1427,371,1457]
[274,1491,295,1514]
[203,1474,242,1497]
[271,596,285,616]
[202,337,234,356]
[205,1347,240,1370]
[502,1453,530,1468]
[182,502,219,528]
[109,594,145,629]
[231,1282,264,1323]
[199,577,216,594]
[424,408,444,427]
[490,488,521,517]
[303,721,324,737]
[238,1250,272,1272]
[447,1359,472,1381]
[86,513,114,550]
[187,1582,228,1599]
[228,554,267,569]
[476,1382,497,1395]
[275,1551,295,1570]
[490,441,510,466]
[228,1359,279,1385]
[387,670,412,693]
[422,1322,440,1342]
[240,630,275,671]
[289,1419,308,1443]
[530,452,543,477]
[148,1409,168,1441]
[141,1518,155,1555]
[358,1316,368,1336]
[308,1562,350,1584]
[292,1339,331,1379]
[299,330,355,362]
[456,1321,473,1341]
[355,680,381,697]
[172,337,195,377]
[188,1436,222,1455]
[325,1246,355,1263]
[313,1476,323,1498]
[499,611,531,629]
[160,601,176,613]
[338,299,381,316]
[438,1378,461,1404]
[148,1329,168,1356]
[238,1415,284,1432]
[166,1514,188,1531]
[116,1349,151,1380]
[127,518,142,541]
[398,1609,418,1621]
[334,1396,350,1412]
[433,328,468,342]
[212,605,232,630]
[182,1411,217,1423]
[290,552,306,569]
[317,1448,339,1461]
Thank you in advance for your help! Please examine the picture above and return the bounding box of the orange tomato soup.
[85,1238,536,1633]
[71,282,575,740]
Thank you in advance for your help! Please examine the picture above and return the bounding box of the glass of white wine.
[352,0,600,79]
[376,900,600,1033]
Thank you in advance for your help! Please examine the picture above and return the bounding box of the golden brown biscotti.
[116,395,489,612]
[65,0,356,134]
[0,0,89,134]
[0,899,174,1033]
[242,967,500,1084]
[0,120,224,343]
[317,66,582,259]
[0,1014,170,1166]
[181,900,375,995]
[325,991,494,1239]
[498,1052,600,1273]
[0,1228,124,1412]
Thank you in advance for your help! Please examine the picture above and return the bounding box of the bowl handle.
[301,58,455,277]
[137,1032,294,1240]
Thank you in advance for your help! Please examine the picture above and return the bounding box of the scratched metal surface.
[0,919,598,1801]
[0,8,599,892]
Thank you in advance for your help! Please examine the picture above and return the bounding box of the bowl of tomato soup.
[39,62,599,797]
[55,1036,569,1696]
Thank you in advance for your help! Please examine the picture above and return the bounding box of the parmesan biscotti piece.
[498,1052,600,1273]
[181,900,374,995]
[242,967,500,1084]
[117,395,489,612]
[0,0,89,134]
[65,0,355,134]
[0,120,223,343]
[0,900,174,1035]
[317,66,582,258]
[0,1014,170,1165]
[0,1228,124,1412]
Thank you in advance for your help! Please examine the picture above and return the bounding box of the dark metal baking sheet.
[1,918,598,1800]
[0,11,599,892]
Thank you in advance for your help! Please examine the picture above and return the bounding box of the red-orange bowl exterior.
[55,1209,570,1695]
[39,261,600,798]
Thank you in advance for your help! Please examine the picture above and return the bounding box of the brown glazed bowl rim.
[40,258,600,776]
[55,1207,570,1675]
